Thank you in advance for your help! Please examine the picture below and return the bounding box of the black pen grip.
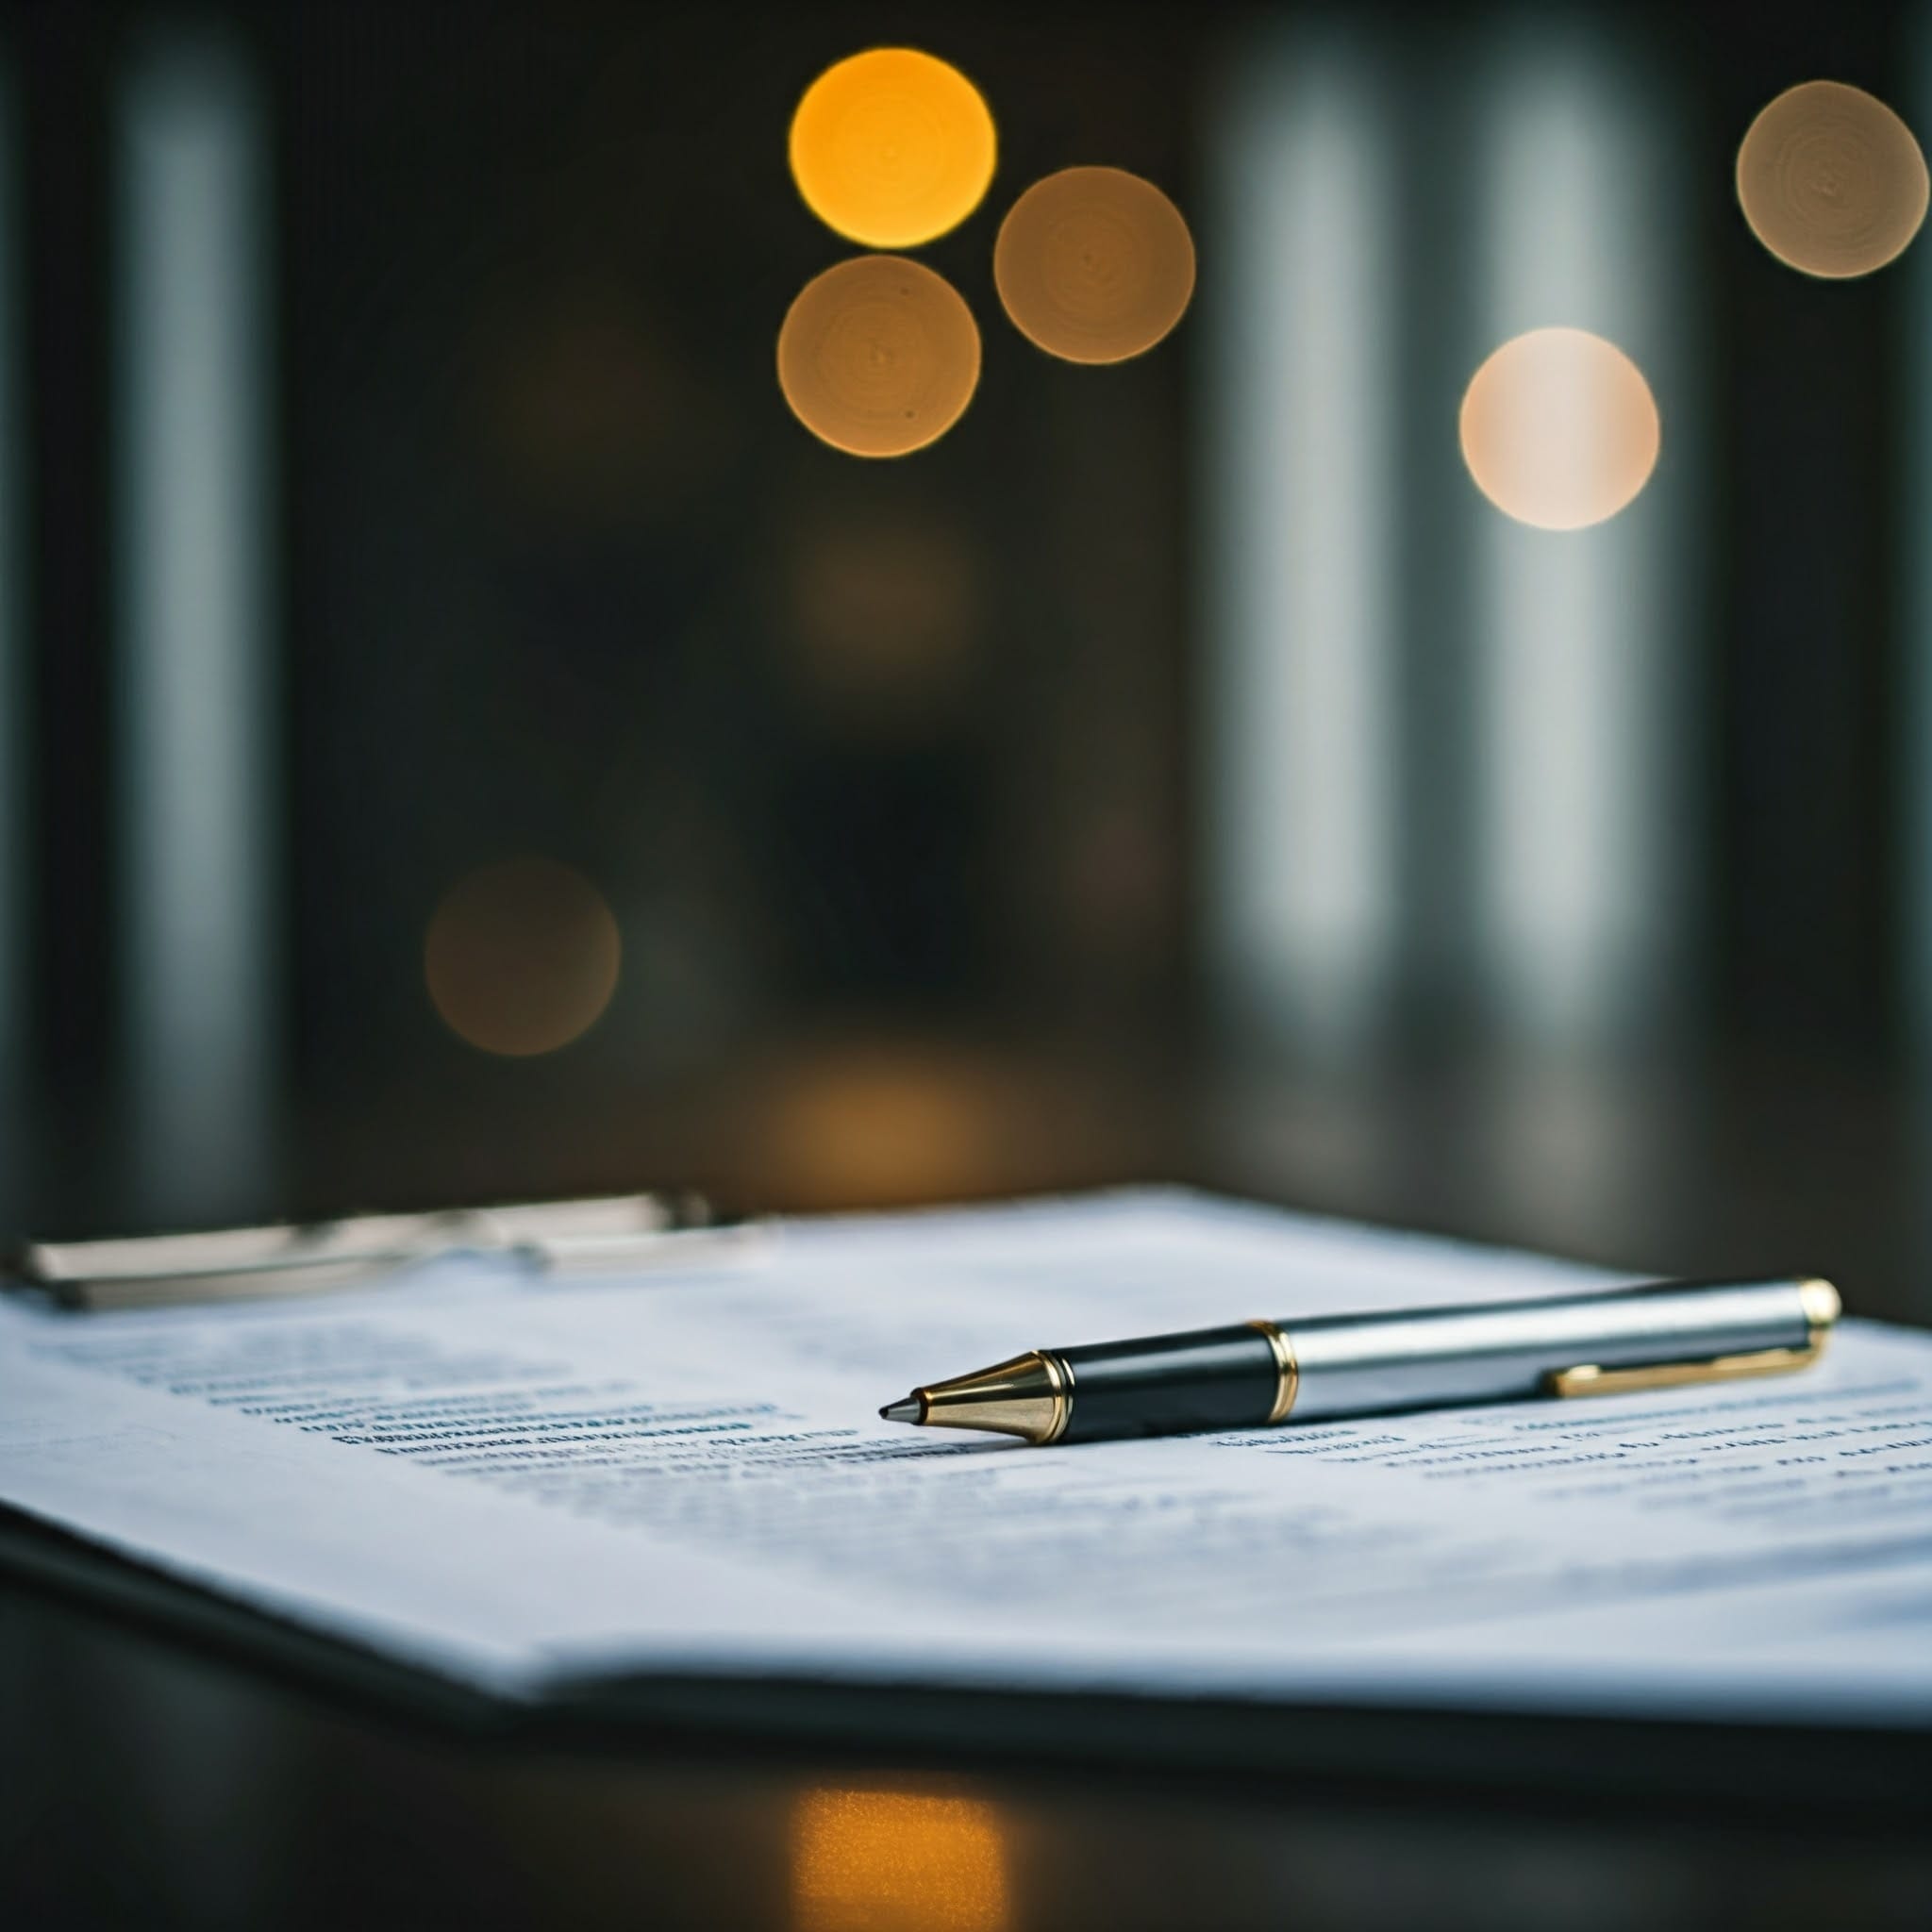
[1053,1324,1280,1442]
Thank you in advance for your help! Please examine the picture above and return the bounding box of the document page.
[2,1190,1929,1723]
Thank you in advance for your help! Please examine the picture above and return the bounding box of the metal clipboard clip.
[6,1192,772,1312]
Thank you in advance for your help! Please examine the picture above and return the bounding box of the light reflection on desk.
[791,1788,1009,1932]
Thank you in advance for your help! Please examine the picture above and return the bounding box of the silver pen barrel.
[1283,1276,1840,1420]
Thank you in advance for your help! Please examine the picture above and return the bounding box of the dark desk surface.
[7,1055,1932,1931]
[4,1572,1930,1932]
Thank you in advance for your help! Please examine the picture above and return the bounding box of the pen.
[878,1275,1842,1444]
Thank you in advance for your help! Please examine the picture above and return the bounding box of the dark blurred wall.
[0,2,1927,1289]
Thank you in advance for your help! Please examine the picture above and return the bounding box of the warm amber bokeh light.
[757,1042,1008,1206]
[1459,327,1661,531]
[1737,80,1928,278]
[425,858,621,1057]
[790,48,996,249]
[788,511,980,722]
[993,166,1195,364]
[777,256,981,458]
[791,1789,1009,1932]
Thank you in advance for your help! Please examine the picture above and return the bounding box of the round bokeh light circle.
[777,255,981,458]
[993,165,1195,364]
[790,47,997,249]
[1737,79,1928,278]
[425,858,622,1058]
[1459,326,1661,532]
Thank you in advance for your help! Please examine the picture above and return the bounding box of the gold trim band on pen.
[1038,1349,1074,1445]
[1247,1319,1299,1424]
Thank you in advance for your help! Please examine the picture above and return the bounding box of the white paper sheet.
[3,1189,1929,1723]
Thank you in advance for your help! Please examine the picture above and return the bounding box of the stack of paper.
[2,1191,1928,1724]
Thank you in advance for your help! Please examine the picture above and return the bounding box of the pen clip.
[1544,1334,1827,1399]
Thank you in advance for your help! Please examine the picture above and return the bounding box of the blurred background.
[2,0,1930,1321]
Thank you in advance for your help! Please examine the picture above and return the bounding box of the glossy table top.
[5,1548,1931,1932]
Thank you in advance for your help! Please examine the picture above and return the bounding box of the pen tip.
[879,1397,923,1425]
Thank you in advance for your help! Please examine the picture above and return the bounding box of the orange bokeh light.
[1737,79,1928,278]
[790,48,996,249]
[993,166,1195,364]
[777,256,980,458]
[424,858,621,1057]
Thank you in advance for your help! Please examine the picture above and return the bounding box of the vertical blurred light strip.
[116,35,278,1215]
[1912,12,1932,1063]
[0,66,20,1110]
[1204,26,1396,1055]
[1470,26,1691,1049]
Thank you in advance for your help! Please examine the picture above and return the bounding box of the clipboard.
[5,1185,1927,1817]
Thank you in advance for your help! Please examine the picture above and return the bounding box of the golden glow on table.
[791,1789,1009,1932]
[1459,326,1660,531]
[424,858,621,1057]
[790,48,997,248]
[1737,79,1928,278]
[993,165,1195,363]
[778,256,981,457]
